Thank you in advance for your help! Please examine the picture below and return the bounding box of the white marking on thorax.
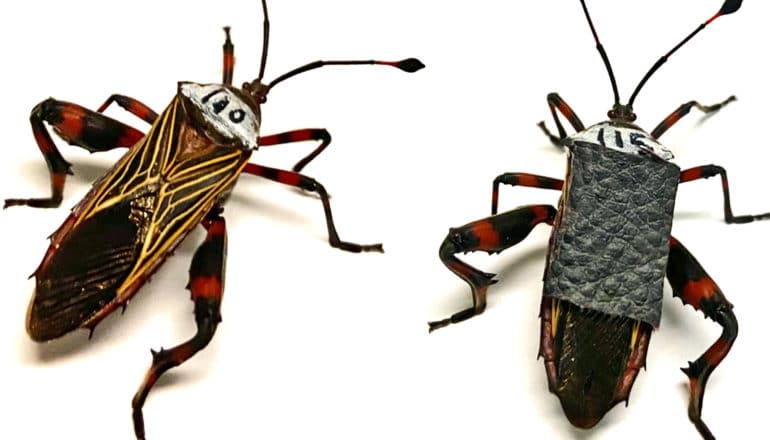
[569,122,674,161]
[180,83,259,150]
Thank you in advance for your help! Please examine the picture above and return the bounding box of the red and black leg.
[666,237,737,440]
[97,94,159,124]
[650,96,736,140]
[242,163,382,253]
[491,172,563,214]
[679,165,770,224]
[429,205,556,332]
[258,128,332,172]
[4,99,147,209]
[132,207,227,440]
[537,93,586,147]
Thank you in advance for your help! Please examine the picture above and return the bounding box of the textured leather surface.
[543,142,680,326]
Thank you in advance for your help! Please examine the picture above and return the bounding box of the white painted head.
[179,82,260,150]
[570,122,674,161]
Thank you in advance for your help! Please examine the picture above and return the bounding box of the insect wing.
[28,97,248,341]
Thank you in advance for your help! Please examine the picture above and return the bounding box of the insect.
[5,1,423,438]
[428,1,766,438]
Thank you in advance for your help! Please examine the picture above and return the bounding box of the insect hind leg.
[132,208,226,440]
[666,237,737,440]
[4,98,147,209]
[429,204,556,332]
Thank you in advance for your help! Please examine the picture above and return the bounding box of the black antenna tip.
[395,58,425,73]
[719,0,742,16]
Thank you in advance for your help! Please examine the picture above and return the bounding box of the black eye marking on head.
[212,98,229,114]
[229,109,245,123]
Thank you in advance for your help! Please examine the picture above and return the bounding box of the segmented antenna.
[628,0,742,106]
[265,58,425,92]
[257,0,270,82]
[246,2,424,100]
[579,0,620,106]
[222,27,234,85]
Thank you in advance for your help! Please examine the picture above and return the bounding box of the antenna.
[257,0,270,82]
[579,0,620,106]
[265,58,425,93]
[628,0,742,107]
[222,27,235,85]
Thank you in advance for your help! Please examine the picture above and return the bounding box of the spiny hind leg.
[666,237,738,440]
[132,208,227,440]
[429,204,556,332]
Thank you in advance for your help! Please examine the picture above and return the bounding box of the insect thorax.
[179,82,260,150]
[568,121,674,161]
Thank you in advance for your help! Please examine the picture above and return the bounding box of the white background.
[1,1,768,439]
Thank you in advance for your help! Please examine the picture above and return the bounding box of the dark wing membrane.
[552,301,635,428]
[28,200,140,341]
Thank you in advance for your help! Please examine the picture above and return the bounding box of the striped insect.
[428,1,765,439]
[5,1,423,438]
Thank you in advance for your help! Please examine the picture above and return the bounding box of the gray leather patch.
[543,142,680,326]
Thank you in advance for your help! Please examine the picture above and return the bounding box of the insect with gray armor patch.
[428,1,766,438]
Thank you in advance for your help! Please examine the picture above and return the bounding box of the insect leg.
[666,237,737,440]
[4,99,145,209]
[131,208,226,440]
[679,165,770,224]
[242,163,383,253]
[492,172,563,214]
[429,205,556,332]
[537,93,586,147]
[97,94,159,124]
[650,96,736,139]
[258,128,332,172]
